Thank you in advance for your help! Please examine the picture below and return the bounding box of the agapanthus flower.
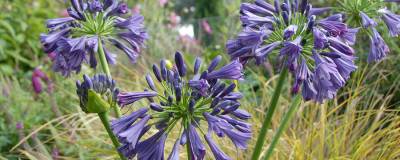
[76,74,119,113]
[227,0,358,102]
[337,0,399,62]
[41,0,148,76]
[111,52,250,159]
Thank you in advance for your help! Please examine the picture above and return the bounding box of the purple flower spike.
[188,125,206,160]
[32,77,43,94]
[368,28,390,62]
[206,60,244,80]
[32,68,50,94]
[205,134,231,160]
[41,0,148,76]
[118,91,158,106]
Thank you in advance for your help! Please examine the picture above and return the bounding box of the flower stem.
[263,93,302,160]
[251,67,288,160]
[97,38,122,118]
[186,143,192,160]
[98,112,127,160]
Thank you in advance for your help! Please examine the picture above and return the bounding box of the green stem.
[251,67,289,160]
[98,112,127,160]
[186,133,192,160]
[97,38,122,118]
[263,93,302,160]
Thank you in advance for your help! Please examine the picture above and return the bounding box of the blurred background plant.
[0,0,62,77]
[0,0,399,159]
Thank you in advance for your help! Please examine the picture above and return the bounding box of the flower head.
[337,0,399,62]
[227,0,358,102]
[112,52,250,159]
[41,0,148,76]
[76,74,118,113]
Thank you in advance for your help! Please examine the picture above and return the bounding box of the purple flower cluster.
[41,0,148,76]
[111,52,250,159]
[358,6,399,62]
[226,0,358,102]
[338,0,400,62]
[76,74,118,113]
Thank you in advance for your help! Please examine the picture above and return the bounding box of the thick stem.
[97,38,111,76]
[251,67,288,160]
[186,143,192,160]
[98,112,127,160]
[263,93,302,160]
[97,38,122,118]
[185,127,192,160]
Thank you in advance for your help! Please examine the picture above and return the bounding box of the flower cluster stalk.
[263,93,302,160]
[251,67,288,160]
[98,38,122,118]
[97,38,124,159]
[98,112,127,160]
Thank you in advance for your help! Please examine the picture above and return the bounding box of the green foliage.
[0,0,60,76]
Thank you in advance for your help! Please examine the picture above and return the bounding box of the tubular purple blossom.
[111,108,148,134]
[206,60,244,80]
[368,28,390,62]
[360,12,377,28]
[41,0,148,76]
[136,131,167,160]
[205,134,231,160]
[118,91,158,107]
